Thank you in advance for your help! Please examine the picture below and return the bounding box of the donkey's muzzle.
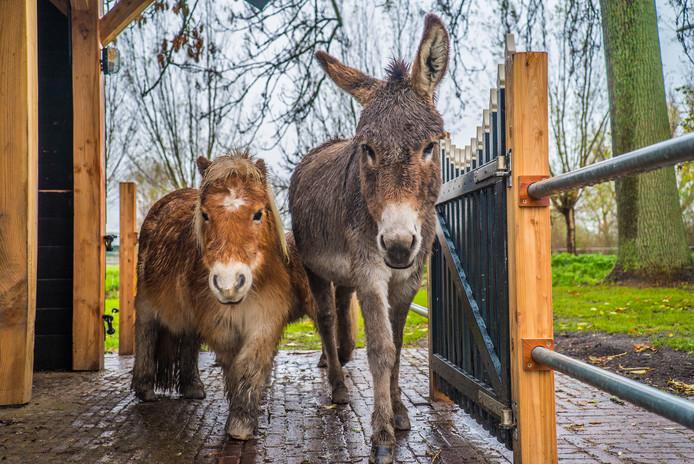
[381,234,417,269]
[209,262,253,305]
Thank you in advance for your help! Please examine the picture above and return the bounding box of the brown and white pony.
[288,15,449,464]
[131,150,316,440]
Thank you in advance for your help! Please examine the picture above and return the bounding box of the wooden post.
[72,0,105,370]
[119,183,137,355]
[505,49,558,462]
[0,0,38,405]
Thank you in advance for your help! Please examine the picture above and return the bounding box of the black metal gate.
[429,85,513,448]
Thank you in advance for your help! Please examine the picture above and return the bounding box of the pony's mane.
[194,149,289,263]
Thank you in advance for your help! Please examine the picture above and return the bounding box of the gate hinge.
[473,155,510,183]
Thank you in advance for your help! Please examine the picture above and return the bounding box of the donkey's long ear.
[411,14,449,100]
[315,51,381,106]
[197,156,212,176]
[255,158,267,181]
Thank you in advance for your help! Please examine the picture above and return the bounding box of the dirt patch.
[555,331,694,398]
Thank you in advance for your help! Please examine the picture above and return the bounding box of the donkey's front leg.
[388,273,422,431]
[357,281,397,464]
[178,331,205,399]
[220,331,279,440]
[305,268,349,403]
[131,300,157,402]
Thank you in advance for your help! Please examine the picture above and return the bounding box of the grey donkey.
[288,14,449,464]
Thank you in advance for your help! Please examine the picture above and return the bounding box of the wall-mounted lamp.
[101,46,121,75]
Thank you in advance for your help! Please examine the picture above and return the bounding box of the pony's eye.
[201,211,209,222]
[253,209,263,222]
[423,142,435,160]
[362,144,376,164]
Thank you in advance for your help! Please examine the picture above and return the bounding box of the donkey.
[131,150,316,440]
[288,15,449,464]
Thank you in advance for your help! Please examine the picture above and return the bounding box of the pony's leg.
[178,331,205,400]
[388,273,421,431]
[220,331,279,440]
[335,286,356,365]
[356,280,397,464]
[131,298,157,402]
[305,268,349,403]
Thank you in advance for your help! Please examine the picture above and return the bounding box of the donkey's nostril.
[236,274,246,291]
[213,274,222,292]
[410,235,417,250]
[380,234,387,250]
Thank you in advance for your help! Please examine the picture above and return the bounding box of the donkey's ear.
[197,156,212,176]
[255,158,267,180]
[315,51,381,106]
[411,14,449,100]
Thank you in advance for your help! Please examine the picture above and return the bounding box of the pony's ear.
[255,158,267,180]
[411,14,449,100]
[315,51,381,106]
[197,156,212,176]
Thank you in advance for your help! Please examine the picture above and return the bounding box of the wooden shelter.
[0,0,153,406]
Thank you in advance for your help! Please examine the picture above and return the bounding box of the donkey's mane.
[194,149,289,262]
[386,60,410,82]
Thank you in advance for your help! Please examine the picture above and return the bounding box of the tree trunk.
[600,0,693,282]
[562,207,577,255]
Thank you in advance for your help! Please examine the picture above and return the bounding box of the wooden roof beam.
[48,0,68,16]
[100,0,153,46]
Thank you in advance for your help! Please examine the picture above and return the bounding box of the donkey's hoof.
[331,383,350,404]
[369,444,394,464]
[317,353,328,368]
[182,384,206,400]
[225,418,255,440]
[135,389,156,402]
[394,414,411,430]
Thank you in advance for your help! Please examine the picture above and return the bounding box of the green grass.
[105,298,119,353]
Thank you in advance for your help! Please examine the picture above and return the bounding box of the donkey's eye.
[253,209,263,222]
[201,211,209,222]
[362,144,376,164]
[423,142,435,160]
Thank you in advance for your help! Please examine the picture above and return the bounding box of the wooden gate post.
[72,0,105,370]
[505,47,558,462]
[119,183,137,355]
[0,0,38,405]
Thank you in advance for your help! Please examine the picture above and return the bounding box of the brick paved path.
[0,348,692,463]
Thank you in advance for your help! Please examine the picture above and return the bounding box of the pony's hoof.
[369,444,394,464]
[394,414,411,430]
[331,383,350,404]
[182,384,206,400]
[317,353,328,368]
[135,389,156,402]
[225,418,255,440]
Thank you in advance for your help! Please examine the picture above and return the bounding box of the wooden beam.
[100,0,154,46]
[72,0,105,371]
[48,0,68,16]
[505,51,557,463]
[70,0,91,12]
[0,0,38,405]
[118,182,137,355]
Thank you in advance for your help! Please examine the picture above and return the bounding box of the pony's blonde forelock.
[196,149,289,263]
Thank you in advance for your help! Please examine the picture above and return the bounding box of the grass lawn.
[103,255,694,353]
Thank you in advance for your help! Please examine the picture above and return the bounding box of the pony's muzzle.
[209,262,253,305]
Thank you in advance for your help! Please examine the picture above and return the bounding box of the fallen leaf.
[618,364,653,374]
[667,380,694,396]
[323,404,336,409]
[632,342,656,353]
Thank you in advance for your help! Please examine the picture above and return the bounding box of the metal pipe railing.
[531,346,694,430]
[409,303,428,318]
[527,133,694,199]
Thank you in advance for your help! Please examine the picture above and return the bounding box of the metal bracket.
[519,176,549,207]
[522,338,554,370]
[473,156,509,183]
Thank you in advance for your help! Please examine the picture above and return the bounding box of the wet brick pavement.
[0,348,692,463]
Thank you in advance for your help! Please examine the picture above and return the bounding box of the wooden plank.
[48,0,68,16]
[100,0,154,46]
[118,183,137,355]
[0,0,38,405]
[505,51,557,463]
[72,0,105,371]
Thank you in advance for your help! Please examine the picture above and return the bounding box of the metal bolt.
[546,342,551,347]
[527,363,532,368]
[522,199,527,204]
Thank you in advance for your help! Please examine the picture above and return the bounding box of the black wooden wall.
[35,0,73,370]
